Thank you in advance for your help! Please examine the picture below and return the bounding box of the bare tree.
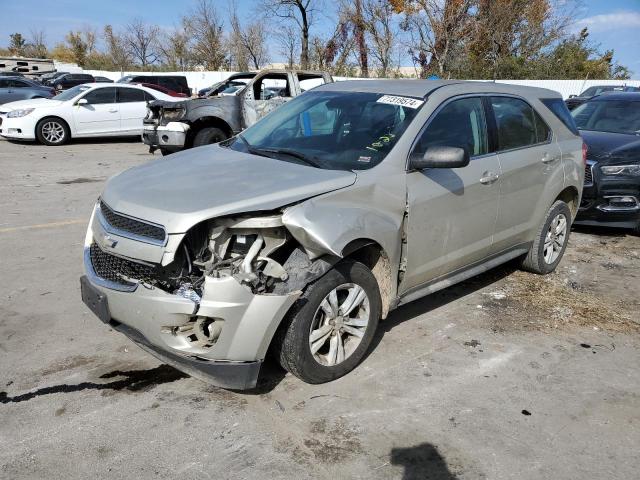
[275,24,300,69]
[124,18,160,66]
[156,27,192,71]
[230,5,270,70]
[183,0,228,70]
[26,30,48,58]
[362,0,397,77]
[81,26,98,55]
[104,25,132,71]
[262,0,322,69]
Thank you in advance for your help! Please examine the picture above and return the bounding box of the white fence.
[55,61,640,99]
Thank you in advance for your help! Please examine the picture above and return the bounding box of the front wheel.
[521,200,572,274]
[273,261,381,384]
[192,127,228,147]
[36,117,70,145]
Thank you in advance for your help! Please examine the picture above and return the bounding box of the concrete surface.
[0,137,639,480]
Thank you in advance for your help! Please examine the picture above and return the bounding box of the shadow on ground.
[0,365,187,404]
[391,442,459,480]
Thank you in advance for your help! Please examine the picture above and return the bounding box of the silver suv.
[81,80,584,389]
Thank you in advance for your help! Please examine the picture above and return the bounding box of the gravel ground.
[0,137,639,480]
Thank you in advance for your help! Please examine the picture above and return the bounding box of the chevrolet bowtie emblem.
[102,234,118,248]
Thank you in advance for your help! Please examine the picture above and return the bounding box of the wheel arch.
[186,116,233,146]
[34,115,72,140]
[554,186,580,219]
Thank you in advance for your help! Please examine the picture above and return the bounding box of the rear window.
[541,98,579,135]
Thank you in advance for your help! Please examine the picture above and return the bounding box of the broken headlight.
[600,164,640,177]
[162,108,185,121]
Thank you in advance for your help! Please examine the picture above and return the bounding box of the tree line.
[0,0,630,79]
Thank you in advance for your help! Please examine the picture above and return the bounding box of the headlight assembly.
[7,108,35,118]
[162,108,185,121]
[600,164,640,177]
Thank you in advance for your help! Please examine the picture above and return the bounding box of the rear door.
[241,72,293,128]
[0,79,13,103]
[72,87,120,135]
[401,96,501,291]
[116,87,149,134]
[488,95,563,253]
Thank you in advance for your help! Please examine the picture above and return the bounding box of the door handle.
[480,172,499,184]
[108,109,118,113]
[542,153,560,164]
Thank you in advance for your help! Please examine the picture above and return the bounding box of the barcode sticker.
[377,95,424,109]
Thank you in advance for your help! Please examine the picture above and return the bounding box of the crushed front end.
[81,201,306,389]
[142,100,189,153]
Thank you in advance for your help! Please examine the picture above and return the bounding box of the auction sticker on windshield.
[376,95,424,109]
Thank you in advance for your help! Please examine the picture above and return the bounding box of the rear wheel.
[273,261,381,384]
[521,200,571,274]
[36,117,70,146]
[192,127,228,147]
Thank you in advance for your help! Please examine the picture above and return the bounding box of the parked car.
[48,73,95,91]
[94,76,114,83]
[197,73,256,97]
[0,83,178,145]
[133,82,188,98]
[80,80,584,389]
[40,71,68,84]
[565,85,639,110]
[0,77,56,104]
[572,92,640,233]
[0,72,25,77]
[118,75,190,96]
[142,69,333,155]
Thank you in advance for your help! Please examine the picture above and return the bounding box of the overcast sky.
[1,0,639,78]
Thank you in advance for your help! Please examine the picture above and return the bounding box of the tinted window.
[491,97,537,150]
[571,100,640,135]
[541,98,579,135]
[414,97,489,157]
[533,109,551,143]
[8,79,28,88]
[143,91,155,101]
[118,87,145,103]
[82,87,116,104]
[0,79,7,88]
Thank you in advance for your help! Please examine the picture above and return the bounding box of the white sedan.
[0,83,178,145]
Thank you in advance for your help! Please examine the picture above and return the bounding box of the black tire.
[521,200,572,274]
[192,127,228,147]
[159,148,173,156]
[35,117,70,146]
[273,261,381,384]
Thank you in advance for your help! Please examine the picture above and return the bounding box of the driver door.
[241,73,293,128]
[400,96,501,293]
[72,87,120,135]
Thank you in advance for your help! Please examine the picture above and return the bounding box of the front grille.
[584,163,593,186]
[99,201,165,242]
[89,243,157,286]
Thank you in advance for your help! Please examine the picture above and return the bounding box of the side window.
[297,74,325,93]
[118,87,146,103]
[0,79,7,88]
[542,98,579,135]
[8,80,28,88]
[143,91,156,102]
[82,87,117,104]
[533,109,551,143]
[414,97,489,157]
[253,75,290,100]
[490,97,537,150]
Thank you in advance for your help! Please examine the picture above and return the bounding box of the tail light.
[582,142,588,166]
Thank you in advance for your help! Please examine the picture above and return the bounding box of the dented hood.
[101,144,356,234]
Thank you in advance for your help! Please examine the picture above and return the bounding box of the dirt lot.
[0,137,639,480]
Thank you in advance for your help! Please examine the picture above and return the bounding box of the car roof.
[316,79,560,99]
[591,92,640,101]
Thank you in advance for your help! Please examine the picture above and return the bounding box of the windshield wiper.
[253,147,323,168]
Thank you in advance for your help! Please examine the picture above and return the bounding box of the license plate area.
[80,276,111,324]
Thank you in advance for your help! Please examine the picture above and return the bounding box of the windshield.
[226,90,422,170]
[580,86,622,96]
[572,100,640,135]
[53,84,92,101]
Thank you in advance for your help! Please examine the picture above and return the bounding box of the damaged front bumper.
[81,210,301,389]
[142,122,189,151]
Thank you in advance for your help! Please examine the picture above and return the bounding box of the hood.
[580,130,640,164]
[0,98,62,111]
[101,145,357,234]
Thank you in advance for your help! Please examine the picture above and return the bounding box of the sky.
[1,0,639,78]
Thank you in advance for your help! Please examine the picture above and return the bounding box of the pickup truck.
[142,69,333,154]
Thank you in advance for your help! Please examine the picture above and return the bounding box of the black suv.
[117,75,190,96]
[565,85,640,110]
[48,73,95,91]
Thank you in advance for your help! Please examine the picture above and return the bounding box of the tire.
[192,127,228,147]
[36,117,70,146]
[159,148,173,156]
[521,200,572,274]
[273,261,381,384]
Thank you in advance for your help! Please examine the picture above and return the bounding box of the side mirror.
[76,98,88,106]
[409,146,470,170]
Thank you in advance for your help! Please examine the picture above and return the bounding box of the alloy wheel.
[543,213,567,264]
[41,121,65,144]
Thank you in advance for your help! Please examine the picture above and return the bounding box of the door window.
[0,79,8,88]
[82,87,117,104]
[490,97,541,150]
[117,87,146,103]
[253,74,290,100]
[8,79,28,88]
[414,97,489,157]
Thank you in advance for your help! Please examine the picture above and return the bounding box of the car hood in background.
[101,145,357,234]
[0,98,63,111]
[580,130,640,164]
